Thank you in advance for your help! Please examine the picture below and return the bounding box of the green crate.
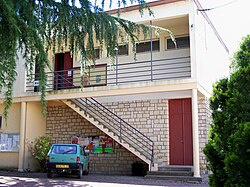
[93,147,102,153]
[104,148,113,153]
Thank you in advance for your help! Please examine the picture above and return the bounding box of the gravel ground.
[0,171,209,187]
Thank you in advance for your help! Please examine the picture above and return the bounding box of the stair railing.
[70,97,154,168]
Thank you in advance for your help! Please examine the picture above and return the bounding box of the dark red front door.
[54,52,73,89]
[169,98,193,165]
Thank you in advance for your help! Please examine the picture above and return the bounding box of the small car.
[46,144,89,178]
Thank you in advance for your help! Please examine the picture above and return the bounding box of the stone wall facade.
[198,97,212,172]
[104,99,169,167]
[46,105,145,175]
[46,97,211,174]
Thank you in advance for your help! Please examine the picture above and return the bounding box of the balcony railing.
[26,56,191,92]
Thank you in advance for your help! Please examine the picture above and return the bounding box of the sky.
[199,0,250,55]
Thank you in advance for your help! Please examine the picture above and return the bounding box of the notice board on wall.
[0,133,20,152]
[72,135,114,153]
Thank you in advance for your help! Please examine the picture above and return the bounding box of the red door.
[54,52,73,89]
[169,98,193,165]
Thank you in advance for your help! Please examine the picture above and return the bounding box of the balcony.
[26,55,191,92]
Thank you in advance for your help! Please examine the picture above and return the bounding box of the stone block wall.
[46,96,211,174]
[198,97,212,172]
[105,98,211,171]
[46,105,145,175]
[104,99,169,167]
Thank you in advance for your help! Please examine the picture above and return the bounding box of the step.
[144,175,202,183]
[147,170,193,176]
[158,166,193,172]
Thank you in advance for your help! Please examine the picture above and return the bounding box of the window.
[87,48,100,59]
[0,116,2,129]
[167,36,190,49]
[118,45,129,55]
[107,45,129,57]
[35,62,40,80]
[136,40,160,53]
[94,48,100,59]
[51,145,77,154]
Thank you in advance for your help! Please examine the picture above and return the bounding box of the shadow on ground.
[0,170,208,187]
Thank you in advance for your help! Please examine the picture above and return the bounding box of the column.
[192,89,200,177]
[18,102,27,172]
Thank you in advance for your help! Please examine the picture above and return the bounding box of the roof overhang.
[107,0,185,15]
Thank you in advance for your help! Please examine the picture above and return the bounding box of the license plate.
[56,164,69,168]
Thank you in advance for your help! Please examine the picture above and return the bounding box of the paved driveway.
[0,171,208,187]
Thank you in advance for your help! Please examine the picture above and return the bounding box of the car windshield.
[51,145,77,154]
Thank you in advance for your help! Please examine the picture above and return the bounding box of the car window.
[51,145,77,154]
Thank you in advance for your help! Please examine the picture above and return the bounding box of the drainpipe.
[192,88,200,177]
[18,102,27,172]
[150,20,153,81]
[115,33,118,85]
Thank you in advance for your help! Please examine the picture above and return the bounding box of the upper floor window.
[88,48,100,59]
[136,40,160,53]
[167,36,190,49]
[35,62,40,80]
[94,48,100,59]
[0,116,2,129]
[107,44,129,57]
[118,45,129,56]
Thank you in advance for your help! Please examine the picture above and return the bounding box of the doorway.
[169,98,193,165]
[54,52,73,89]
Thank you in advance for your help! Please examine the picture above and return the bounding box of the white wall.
[191,7,229,93]
[116,1,192,23]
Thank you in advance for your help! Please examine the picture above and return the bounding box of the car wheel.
[77,165,83,179]
[47,170,53,178]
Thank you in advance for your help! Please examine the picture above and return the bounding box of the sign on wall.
[0,133,20,152]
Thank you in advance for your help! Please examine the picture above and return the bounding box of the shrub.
[204,35,250,186]
[32,135,52,172]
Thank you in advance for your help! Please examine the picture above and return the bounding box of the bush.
[204,35,250,186]
[224,122,250,186]
[32,136,52,172]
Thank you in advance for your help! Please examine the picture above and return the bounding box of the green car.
[46,144,89,178]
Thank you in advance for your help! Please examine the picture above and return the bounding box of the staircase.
[62,98,157,171]
[145,166,202,182]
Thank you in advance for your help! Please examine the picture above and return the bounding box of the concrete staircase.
[62,98,158,171]
[145,166,202,183]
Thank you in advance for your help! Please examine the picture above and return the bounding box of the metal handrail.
[76,98,152,152]
[72,99,152,159]
[25,55,191,91]
[54,72,75,90]
[91,97,153,143]
[70,97,154,166]
[115,56,190,66]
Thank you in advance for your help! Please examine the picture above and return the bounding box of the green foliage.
[0,0,173,121]
[32,136,52,172]
[204,35,250,187]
